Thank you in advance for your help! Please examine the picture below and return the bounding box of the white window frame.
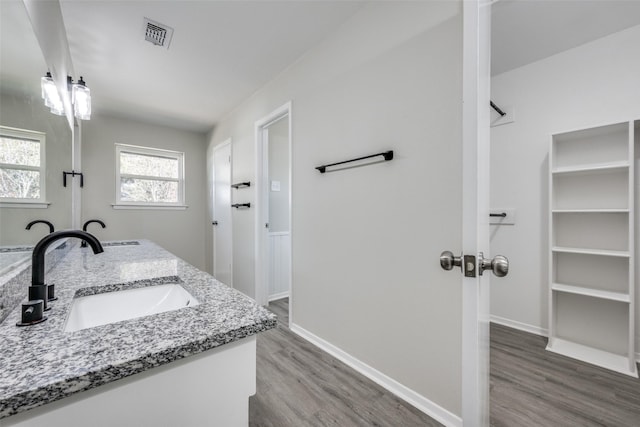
[113,143,186,210]
[0,125,48,208]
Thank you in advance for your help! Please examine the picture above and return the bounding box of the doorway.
[212,139,232,286]
[254,103,292,314]
[488,0,640,425]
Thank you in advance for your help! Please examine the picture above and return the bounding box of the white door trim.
[254,102,292,322]
[462,1,492,425]
[212,139,233,287]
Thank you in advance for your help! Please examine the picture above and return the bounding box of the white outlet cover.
[271,181,281,192]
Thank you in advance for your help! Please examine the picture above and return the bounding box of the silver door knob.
[479,253,509,277]
[440,251,462,271]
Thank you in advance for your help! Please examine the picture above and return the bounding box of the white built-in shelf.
[551,246,629,258]
[551,283,630,303]
[548,120,636,377]
[551,161,629,176]
[552,209,629,214]
[546,338,638,378]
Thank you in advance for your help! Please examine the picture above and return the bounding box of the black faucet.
[26,220,55,234]
[30,230,104,311]
[81,219,106,247]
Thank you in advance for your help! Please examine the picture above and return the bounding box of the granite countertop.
[0,240,276,419]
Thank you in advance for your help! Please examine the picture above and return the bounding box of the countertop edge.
[0,319,276,419]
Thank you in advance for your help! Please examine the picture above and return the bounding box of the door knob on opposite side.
[479,253,509,277]
[440,251,462,271]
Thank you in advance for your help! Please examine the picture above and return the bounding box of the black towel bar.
[490,101,506,117]
[315,150,393,173]
[231,182,251,189]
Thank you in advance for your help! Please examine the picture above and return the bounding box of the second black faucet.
[25,220,54,234]
[81,219,106,247]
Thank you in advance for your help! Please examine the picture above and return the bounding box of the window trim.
[0,125,47,206]
[114,143,186,209]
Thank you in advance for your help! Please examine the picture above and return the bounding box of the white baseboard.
[289,323,462,427]
[268,291,289,302]
[490,315,548,337]
[490,316,640,365]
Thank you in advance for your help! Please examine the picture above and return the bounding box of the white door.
[212,140,232,286]
[459,1,494,425]
[265,118,291,302]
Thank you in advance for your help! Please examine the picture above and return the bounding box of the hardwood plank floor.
[249,298,443,427]
[490,323,640,427]
[250,299,640,426]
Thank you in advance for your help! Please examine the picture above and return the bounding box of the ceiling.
[2,1,640,134]
[491,0,640,76]
[59,0,365,133]
[0,1,47,99]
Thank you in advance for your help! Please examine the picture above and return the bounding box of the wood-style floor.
[249,298,442,427]
[250,299,640,426]
[490,323,640,426]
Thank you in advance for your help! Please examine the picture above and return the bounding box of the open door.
[441,1,499,425]
[254,102,292,309]
[460,1,496,425]
[212,140,233,286]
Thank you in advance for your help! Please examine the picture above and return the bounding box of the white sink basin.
[64,284,199,332]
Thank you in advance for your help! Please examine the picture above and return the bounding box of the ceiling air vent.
[142,17,173,49]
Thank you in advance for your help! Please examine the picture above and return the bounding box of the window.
[115,144,185,208]
[0,126,46,205]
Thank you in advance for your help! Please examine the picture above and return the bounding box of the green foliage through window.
[116,144,184,206]
[0,128,45,201]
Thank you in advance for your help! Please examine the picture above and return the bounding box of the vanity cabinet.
[547,121,637,377]
[0,240,275,425]
[2,337,257,427]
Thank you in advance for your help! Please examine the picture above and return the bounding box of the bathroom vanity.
[0,240,276,426]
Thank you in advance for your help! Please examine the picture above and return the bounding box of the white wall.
[208,1,464,419]
[0,92,72,246]
[82,114,208,270]
[490,25,640,355]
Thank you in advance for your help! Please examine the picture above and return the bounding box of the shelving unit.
[547,121,637,377]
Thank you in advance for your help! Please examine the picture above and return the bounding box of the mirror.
[0,1,73,273]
